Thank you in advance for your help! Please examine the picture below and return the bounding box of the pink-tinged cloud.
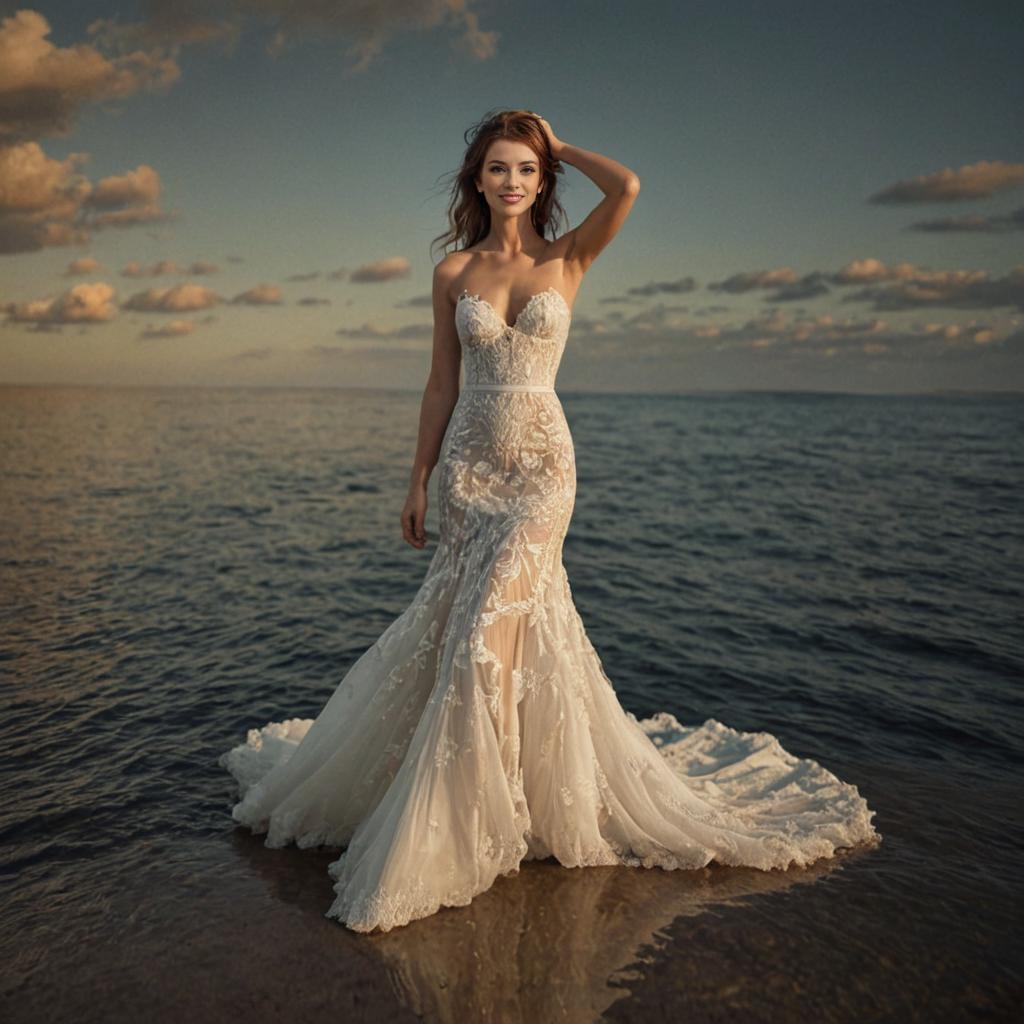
[231,284,284,305]
[870,160,1024,203]
[0,9,180,144]
[3,281,117,323]
[122,283,220,312]
[349,256,411,282]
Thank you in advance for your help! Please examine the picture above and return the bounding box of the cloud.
[0,142,90,252]
[2,281,117,323]
[908,206,1024,233]
[65,256,102,275]
[708,268,799,293]
[0,9,180,145]
[120,258,220,277]
[604,257,1024,328]
[335,320,429,340]
[833,258,920,284]
[622,277,698,298]
[249,0,496,73]
[87,164,160,209]
[708,268,830,302]
[122,282,220,311]
[839,264,1024,313]
[231,283,284,305]
[0,5,496,255]
[349,256,411,282]
[88,0,497,77]
[918,322,999,346]
[571,300,1015,366]
[656,258,1024,315]
[870,160,1024,203]
[83,164,172,228]
[85,3,241,53]
[765,274,832,303]
[139,319,197,339]
[0,142,175,253]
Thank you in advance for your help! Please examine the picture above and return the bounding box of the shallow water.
[1,385,1021,1022]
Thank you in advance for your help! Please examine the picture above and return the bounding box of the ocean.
[1,384,1021,1022]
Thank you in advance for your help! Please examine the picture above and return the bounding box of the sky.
[0,0,1022,394]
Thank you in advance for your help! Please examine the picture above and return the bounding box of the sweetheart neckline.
[457,286,570,332]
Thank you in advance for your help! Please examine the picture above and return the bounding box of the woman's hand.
[529,112,564,159]
[401,483,428,549]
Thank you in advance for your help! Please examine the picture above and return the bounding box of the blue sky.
[1,0,1022,392]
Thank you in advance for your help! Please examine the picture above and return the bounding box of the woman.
[220,109,880,934]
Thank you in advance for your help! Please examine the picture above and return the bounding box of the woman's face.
[476,138,543,216]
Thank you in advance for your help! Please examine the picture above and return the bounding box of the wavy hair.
[429,108,568,261]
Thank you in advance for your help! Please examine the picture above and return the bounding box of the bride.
[219,109,880,934]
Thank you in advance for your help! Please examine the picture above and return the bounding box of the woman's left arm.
[535,116,641,274]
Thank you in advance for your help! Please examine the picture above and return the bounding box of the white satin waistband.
[462,383,555,393]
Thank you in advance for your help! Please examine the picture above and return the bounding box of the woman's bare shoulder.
[433,252,474,305]
[434,251,476,297]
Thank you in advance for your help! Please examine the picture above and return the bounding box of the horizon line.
[0,382,1022,398]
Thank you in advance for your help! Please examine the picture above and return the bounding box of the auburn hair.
[430,108,568,260]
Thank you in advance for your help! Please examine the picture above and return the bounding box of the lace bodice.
[456,287,571,389]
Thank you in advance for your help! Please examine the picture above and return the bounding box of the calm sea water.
[1,385,1022,1022]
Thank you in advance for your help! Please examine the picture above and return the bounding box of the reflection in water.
[235,829,854,1024]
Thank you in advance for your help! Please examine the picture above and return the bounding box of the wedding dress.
[219,285,880,933]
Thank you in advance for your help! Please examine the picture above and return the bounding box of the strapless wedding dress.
[219,285,880,933]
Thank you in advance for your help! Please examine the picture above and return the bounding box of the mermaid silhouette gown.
[219,285,880,933]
